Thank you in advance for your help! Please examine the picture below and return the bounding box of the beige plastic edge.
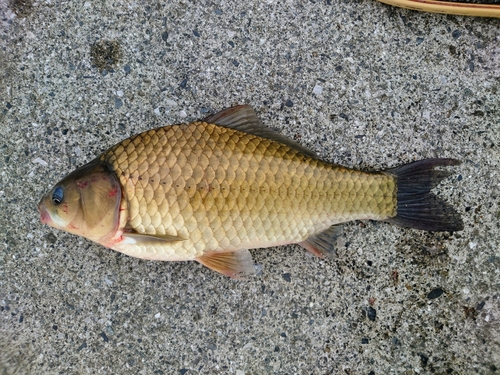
[376,0,500,18]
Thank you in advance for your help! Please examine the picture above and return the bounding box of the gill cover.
[42,158,122,243]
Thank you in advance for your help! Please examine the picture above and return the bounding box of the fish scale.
[102,121,396,261]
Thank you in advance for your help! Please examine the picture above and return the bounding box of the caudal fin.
[386,158,463,232]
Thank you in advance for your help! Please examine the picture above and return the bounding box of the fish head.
[38,159,121,244]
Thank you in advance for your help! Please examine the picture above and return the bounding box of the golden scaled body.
[104,121,396,261]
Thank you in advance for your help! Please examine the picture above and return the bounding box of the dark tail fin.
[386,158,463,232]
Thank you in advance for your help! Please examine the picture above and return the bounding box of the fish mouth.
[38,201,51,224]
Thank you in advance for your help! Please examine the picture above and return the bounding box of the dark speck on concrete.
[100,332,109,342]
[427,288,444,300]
[180,78,188,89]
[193,30,200,37]
[215,9,223,15]
[45,232,57,244]
[452,30,462,39]
[282,273,291,282]
[161,31,168,42]
[76,342,87,352]
[124,65,131,74]
[361,338,369,344]
[179,369,188,375]
[420,353,429,367]
[5,102,12,109]
[416,37,424,45]
[366,306,376,321]
[285,100,293,107]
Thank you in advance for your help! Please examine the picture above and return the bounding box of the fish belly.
[103,122,396,261]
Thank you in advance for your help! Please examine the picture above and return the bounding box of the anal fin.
[299,225,343,259]
[196,249,255,279]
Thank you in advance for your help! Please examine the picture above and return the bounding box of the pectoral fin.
[196,249,255,279]
[121,232,185,245]
[299,225,343,259]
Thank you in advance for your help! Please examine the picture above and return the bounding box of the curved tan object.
[376,0,500,18]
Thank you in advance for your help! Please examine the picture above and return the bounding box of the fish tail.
[385,158,463,231]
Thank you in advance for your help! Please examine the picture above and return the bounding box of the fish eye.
[52,186,64,205]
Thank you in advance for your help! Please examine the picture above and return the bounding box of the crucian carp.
[39,105,463,278]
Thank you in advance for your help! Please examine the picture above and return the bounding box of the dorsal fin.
[203,105,317,159]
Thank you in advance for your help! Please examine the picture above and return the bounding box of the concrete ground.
[0,0,499,374]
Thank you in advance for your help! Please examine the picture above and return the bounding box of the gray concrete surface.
[1,0,499,374]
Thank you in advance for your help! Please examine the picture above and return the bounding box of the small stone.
[313,85,323,95]
[282,273,291,282]
[45,233,57,244]
[154,312,161,319]
[116,90,124,97]
[427,288,444,299]
[115,98,123,109]
[452,30,461,39]
[161,31,168,42]
[366,306,376,321]
[32,157,48,167]
[285,100,293,107]
[76,341,87,351]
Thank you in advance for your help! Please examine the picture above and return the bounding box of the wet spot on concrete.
[10,0,33,18]
[90,40,122,72]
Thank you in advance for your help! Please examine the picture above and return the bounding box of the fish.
[38,105,463,278]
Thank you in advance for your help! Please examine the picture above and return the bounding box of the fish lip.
[38,201,51,224]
